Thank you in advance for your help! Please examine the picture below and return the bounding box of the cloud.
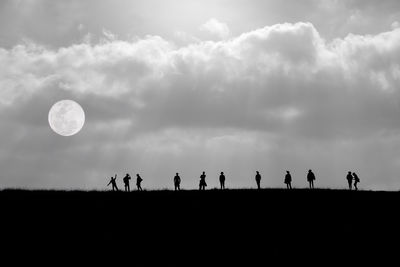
[1,22,400,189]
[199,18,231,39]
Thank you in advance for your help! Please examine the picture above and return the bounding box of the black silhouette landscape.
[1,187,398,262]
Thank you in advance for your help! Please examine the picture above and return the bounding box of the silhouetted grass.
[0,187,397,261]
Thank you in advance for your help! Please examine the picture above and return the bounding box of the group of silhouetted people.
[107,173,143,192]
[107,169,361,191]
[346,171,360,191]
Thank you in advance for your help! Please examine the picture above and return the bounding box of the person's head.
[286,171,290,174]
[309,169,312,172]
[176,173,179,176]
[353,172,356,175]
[136,174,140,177]
[221,172,224,175]
[256,171,259,174]
[348,171,352,174]
[202,171,205,174]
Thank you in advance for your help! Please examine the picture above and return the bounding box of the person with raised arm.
[107,174,119,191]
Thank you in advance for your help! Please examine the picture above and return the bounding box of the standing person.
[284,171,292,189]
[255,171,261,189]
[199,171,207,190]
[353,172,360,191]
[136,174,143,191]
[307,170,315,189]
[107,174,119,191]
[219,172,226,190]
[346,171,353,190]
[174,173,181,191]
[123,173,131,192]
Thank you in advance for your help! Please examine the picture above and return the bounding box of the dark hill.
[1,188,398,262]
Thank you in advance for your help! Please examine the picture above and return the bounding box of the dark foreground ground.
[0,188,399,263]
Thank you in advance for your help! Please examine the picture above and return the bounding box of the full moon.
[48,100,85,136]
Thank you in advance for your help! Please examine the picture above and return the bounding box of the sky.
[1,0,400,190]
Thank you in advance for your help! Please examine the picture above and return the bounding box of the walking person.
[353,172,360,191]
[174,173,181,191]
[255,171,261,190]
[219,172,226,190]
[123,173,131,192]
[199,171,207,190]
[307,169,315,189]
[284,171,292,189]
[346,171,353,190]
[107,174,119,191]
[136,174,143,191]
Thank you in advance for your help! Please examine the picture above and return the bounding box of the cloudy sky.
[1,0,400,190]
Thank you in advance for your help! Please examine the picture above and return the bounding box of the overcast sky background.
[1,0,400,190]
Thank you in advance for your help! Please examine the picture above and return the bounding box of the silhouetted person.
[307,170,315,189]
[346,171,353,190]
[107,174,119,191]
[174,173,181,191]
[255,171,261,189]
[284,171,292,189]
[136,174,143,191]
[199,171,207,190]
[353,172,360,191]
[219,172,226,189]
[123,173,131,192]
